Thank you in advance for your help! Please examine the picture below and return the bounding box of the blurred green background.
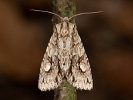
[0,0,133,100]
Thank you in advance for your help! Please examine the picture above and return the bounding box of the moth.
[31,9,102,91]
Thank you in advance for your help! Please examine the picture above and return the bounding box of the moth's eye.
[80,63,86,72]
[45,63,51,71]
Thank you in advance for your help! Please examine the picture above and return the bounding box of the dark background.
[0,0,133,100]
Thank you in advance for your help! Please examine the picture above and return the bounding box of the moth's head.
[61,17,69,22]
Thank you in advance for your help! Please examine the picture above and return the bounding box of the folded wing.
[38,26,62,91]
[66,25,93,90]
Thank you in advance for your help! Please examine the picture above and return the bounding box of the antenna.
[69,11,103,20]
[30,9,103,21]
[30,9,63,20]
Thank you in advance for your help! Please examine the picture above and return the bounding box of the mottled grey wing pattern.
[38,26,62,91]
[66,24,93,90]
[39,21,93,91]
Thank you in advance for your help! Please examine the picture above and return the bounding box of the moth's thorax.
[57,21,72,50]
[60,21,69,37]
[58,27,72,52]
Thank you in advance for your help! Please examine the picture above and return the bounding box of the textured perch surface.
[54,79,77,100]
[53,0,76,24]
[53,0,77,100]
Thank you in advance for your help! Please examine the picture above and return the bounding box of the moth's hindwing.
[66,24,93,90]
[38,26,62,91]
